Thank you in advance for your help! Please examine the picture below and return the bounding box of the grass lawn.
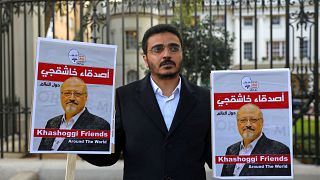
[293,118,318,137]
[293,118,319,163]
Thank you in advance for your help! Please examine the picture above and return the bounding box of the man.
[38,77,110,151]
[79,24,212,180]
[68,49,79,63]
[221,103,291,176]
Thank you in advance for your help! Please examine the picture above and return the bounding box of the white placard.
[30,38,117,154]
[211,69,293,179]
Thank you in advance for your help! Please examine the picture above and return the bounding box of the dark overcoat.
[80,74,212,180]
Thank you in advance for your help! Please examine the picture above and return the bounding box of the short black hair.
[142,24,183,55]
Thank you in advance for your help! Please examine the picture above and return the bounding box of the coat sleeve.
[220,147,232,176]
[205,127,212,169]
[78,90,124,166]
[205,89,212,169]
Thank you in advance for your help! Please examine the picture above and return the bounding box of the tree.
[171,3,234,87]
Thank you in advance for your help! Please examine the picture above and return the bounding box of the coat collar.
[168,75,197,136]
[135,74,197,137]
[239,133,268,176]
[136,74,168,135]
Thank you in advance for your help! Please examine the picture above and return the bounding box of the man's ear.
[143,55,149,68]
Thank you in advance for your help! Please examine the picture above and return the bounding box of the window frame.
[244,42,253,61]
[125,31,138,50]
[243,17,254,27]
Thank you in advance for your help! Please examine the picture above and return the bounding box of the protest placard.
[30,38,117,154]
[211,69,293,179]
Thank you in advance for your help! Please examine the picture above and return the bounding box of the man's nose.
[245,120,252,126]
[69,93,77,99]
[162,47,172,57]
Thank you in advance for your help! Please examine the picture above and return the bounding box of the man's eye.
[170,46,180,52]
[64,92,72,96]
[152,45,164,53]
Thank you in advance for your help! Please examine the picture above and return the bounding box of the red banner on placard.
[214,92,289,110]
[216,154,291,164]
[37,62,114,85]
[34,129,110,139]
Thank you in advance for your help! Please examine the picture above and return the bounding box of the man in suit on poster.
[221,103,291,176]
[79,24,212,180]
[38,77,110,151]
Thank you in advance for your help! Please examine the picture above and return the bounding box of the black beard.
[157,72,179,79]
[146,57,181,80]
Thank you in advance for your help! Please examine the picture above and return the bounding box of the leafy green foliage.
[170,2,234,86]
[172,18,234,87]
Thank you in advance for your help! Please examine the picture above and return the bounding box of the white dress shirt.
[51,108,86,150]
[150,76,181,130]
[233,133,263,176]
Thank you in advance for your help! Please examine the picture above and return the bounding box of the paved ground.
[0,154,319,180]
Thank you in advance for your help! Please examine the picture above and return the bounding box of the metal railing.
[0,0,319,164]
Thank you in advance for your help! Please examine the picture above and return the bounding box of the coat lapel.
[136,75,168,136]
[227,142,241,175]
[168,76,197,136]
[251,133,267,155]
[71,108,89,129]
[240,133,267,175]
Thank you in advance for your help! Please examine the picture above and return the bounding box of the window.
[272,42,280,57]
[243,17,253,26]
[127,70,137,84]
[271,16,281,25]
[111,31,115,44]
[126,31,137,49]
[213,16,225,28]
[266,41,286,59]
[300,40,309,58]
[244,42,253,60]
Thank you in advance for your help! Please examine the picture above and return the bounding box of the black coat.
[221,133,291,176]
[79,75,212,180]
[38,108,110,151]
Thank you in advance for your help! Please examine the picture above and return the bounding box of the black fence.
[0,0,319,164]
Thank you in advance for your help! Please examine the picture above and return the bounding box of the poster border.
[211,68,294,179]
[29,37,117,154]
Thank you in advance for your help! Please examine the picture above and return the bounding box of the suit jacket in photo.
[79,74,212,180]
[221,133,291,176]
[38,108,110,151]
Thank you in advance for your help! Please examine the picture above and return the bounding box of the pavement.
[0,154,319,180]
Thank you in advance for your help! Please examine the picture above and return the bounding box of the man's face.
[68,49,79,63]
[241,77,252,91]
[237,104,263,143]
[60,79,87,117]
[143,32,182,79]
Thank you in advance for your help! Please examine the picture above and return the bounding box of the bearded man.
[221,103,291,176]
[38,77,110,151]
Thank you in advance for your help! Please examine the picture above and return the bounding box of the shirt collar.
[150,76,181,97]
[62,107,86,125]
[240,132,263,150]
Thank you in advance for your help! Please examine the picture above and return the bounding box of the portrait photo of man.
[221,103,291,176]
[38,77,110,151]
[68,49,79,63]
